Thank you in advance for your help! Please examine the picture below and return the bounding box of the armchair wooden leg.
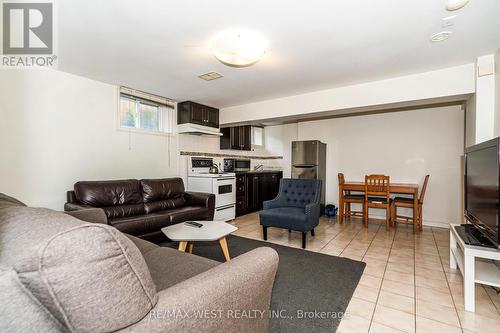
[302,232,307,249]
[311,228,315,236]
[262,226,268,240]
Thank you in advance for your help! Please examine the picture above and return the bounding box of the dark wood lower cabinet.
[246,174,262,212]
[235,171,283,217]
[261,173,281,202]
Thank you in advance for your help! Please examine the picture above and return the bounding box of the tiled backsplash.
[177,133,284,182]
[179,151,282,160]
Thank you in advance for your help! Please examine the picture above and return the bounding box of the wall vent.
[198,71,224,81]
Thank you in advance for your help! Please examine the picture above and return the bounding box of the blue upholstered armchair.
[259,178,322,248]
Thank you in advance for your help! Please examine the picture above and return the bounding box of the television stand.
[450,224,500,312]
[455,224,496,248]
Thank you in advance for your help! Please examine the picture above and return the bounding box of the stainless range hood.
[177,123,223,136]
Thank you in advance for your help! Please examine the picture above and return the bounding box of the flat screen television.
[464,137,500,248]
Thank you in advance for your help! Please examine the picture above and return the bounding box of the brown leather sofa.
[65,178,215,242]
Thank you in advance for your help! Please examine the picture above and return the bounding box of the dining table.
[338,181,420,232]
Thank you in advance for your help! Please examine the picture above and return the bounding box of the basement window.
[118,87,175,134]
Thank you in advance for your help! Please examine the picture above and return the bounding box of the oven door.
[213,177,236,207]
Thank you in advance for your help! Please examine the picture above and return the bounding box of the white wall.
[262,123,298,178]
[0,69,178,209]
[220,64,475,125]
[465,95,476,148]
[475,55,496,143]
[495,49,500,137]
[273,106,464,228]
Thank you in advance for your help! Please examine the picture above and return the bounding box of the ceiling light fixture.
[210,30,267,68]
[430,31,452,42]
[446,0,470,11]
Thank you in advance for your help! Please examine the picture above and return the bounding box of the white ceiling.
[58,0,500,108]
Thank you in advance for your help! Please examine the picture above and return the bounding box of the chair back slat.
[338,173,345,186]
[365,175,390,198]
[419,175,430,203]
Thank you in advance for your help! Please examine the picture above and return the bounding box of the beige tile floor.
[229,213,500,333]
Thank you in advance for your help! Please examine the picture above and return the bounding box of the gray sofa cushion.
[0,206,158,333]
[142,247,219,291]
[40,224,158,332]
[126,234,160,254]
[0,267,65,333]
[0,193,27,209]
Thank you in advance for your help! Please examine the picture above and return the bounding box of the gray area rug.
[162,235,365,332]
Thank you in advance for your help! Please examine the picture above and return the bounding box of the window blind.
[120,86,175,109]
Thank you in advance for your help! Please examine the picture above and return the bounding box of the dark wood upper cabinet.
[177,101,219,129]
[220,125,251,150]
[220,128,231,149]
[240,126,251,150]
[205,107,219,128]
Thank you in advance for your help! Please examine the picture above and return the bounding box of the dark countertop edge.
[180,151,283,160]
[235,170,283,175]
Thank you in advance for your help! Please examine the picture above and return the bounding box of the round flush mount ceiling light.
[446,0,470,11]
[431,31,452,42]
[210,30,267,68]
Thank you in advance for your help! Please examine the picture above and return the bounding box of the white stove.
[189,172,236,178]
[187,157,236,221]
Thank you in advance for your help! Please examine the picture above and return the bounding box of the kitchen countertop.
[235,170,283,174]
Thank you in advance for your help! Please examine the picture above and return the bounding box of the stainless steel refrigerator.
[291,140,326,209]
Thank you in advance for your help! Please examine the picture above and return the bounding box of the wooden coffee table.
[161,221,238,261]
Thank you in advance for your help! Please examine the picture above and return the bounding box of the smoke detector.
[198,71,224,81]
[442,15,457,27]
[430,31,452,42]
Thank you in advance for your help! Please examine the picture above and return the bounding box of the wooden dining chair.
[338,173,364,221]
[391,175,429,231]
[364,175,391,229]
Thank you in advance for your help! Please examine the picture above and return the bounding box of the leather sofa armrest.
[65,208,108,224]
[185,191,215,219]
[122,247,279,333]
[64,202,93,211]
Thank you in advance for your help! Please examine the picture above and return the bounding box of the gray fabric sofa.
[259,179,322,248]
[0,194,279,333]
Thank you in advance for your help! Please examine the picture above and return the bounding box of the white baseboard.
[421,220,450,229]
[362,212,450,229]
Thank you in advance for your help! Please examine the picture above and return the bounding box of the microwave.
[224,158,251,172]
